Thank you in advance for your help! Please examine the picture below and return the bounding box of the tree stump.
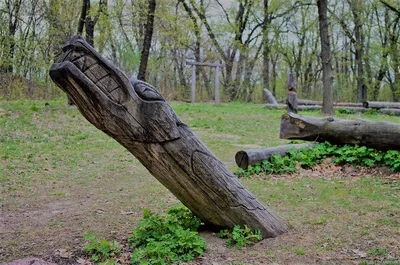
[49,35,288,238]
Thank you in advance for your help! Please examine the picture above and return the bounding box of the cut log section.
[280,112,400,150]
[263,88,278,105]
[363,101,400,109]
[235,144,316,169]
[49,35,288,238]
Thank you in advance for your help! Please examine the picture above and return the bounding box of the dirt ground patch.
[1,102,399,264]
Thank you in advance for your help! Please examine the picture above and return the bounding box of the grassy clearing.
[0,100,399,264]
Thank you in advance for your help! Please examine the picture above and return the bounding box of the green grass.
[1,100,399,264]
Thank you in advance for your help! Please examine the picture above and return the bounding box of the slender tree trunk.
[3,0,22,73]
[138,0,156,81]
[262,0,271,92]
[77,0,88,35]
[317,0,333,115]
[352,0,366,103]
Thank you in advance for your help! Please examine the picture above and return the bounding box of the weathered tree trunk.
[280,112,400,150]
[286,73,298,113]
[363,101,400,109]
[49,35,288,238]
[263,88,278,105]
[236,144,315,169]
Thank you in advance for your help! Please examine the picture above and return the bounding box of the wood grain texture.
[49,35,288,238]
[280,112,400,150]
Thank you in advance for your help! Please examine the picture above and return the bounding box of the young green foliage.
[129,207,206,264]
[83,233,121,263]
[217,225,262,249]
[236,142,400,177]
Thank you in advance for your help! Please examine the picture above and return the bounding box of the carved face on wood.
[50,35,181,143]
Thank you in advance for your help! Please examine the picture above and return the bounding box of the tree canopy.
[0,0,399,103]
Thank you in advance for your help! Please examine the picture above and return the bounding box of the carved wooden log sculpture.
[49,35,288,238]
[280,112,400,150]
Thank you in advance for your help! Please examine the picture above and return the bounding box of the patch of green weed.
[217,225,262,249]
[129,207,206,264]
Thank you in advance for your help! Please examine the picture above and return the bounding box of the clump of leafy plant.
[217,225,262,249]
[338,108,357,114]
[363,109,378,115]
[129,207,206,264]
[83,233,121,264]
[235,142,400,177]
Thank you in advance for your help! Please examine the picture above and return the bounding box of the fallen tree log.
[280,112,400,150]
[49,35,288,238]
[378,108,400,116]
[265,104,286,109]
[298,105,322,110]
[363,101,400,109]
[263,88,278,105]
[266,104,367,113]
[335,102,363,107]
[235,144,316,169]
[335,106,367,113]
[298,99,322,105]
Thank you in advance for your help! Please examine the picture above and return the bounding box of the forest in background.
[0,0,399,103]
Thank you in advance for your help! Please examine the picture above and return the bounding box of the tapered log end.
[235,151,249,169]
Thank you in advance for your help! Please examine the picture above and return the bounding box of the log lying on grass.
[235,143,316,169]
[334,106,367,113]
[265,104,286,109]
[266,104,367,113]
[263,88,278,105]
[298,99,322,105]
[49,35,288,238]
[335,102,363,107]
[280,112,400,150]
[363,101,400,109]
[297,100,363,108]
[378,108,400,116]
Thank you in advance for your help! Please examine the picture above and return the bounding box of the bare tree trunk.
[2,0,22,73]
[77,0,88,36]
[262,0,271,93]
[138,0,156,81]
[351,0,367,103]
[317,0,334,115]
